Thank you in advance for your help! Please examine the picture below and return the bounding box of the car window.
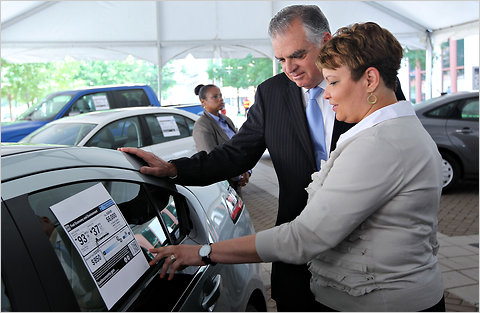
[425,101,456,119]
[27,180,188,311]
[86,117,141,149]
[21,123,96,145]
[144,114,192,145]
[17,94,72,121]
[185,116,195,134]
[68,93,110,116]
[111,89,150,108]
[459,98,479,120]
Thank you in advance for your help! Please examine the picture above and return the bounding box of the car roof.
[47,84,150,97]
[414,91,479,111]
[1,144,149,182]
[47,107,199,125]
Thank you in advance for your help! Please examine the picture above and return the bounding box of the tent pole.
[156,2,163,102]
[425,31,433,100]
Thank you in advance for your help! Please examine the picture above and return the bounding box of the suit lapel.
[284,80,317,169]
[204,111,231,142]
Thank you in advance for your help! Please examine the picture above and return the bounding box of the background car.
[1,84,161,143]
[21,107,199,160]
[414,91,479,191]
[1,144,267,311]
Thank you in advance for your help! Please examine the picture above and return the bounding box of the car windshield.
[21,123,96,145]
[16,94,73,121]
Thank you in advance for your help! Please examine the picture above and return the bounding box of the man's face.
[272,19,324,89]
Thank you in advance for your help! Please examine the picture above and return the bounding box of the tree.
[1,56,175,120]
[404,48,426,71]
[207,54,275,110]
[207,54,273,89]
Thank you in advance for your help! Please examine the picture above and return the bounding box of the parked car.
[166,103,205,115]
[414,91,479,191]
[1,84,160,142]
[1,144,267,311]
[20,107,199,160]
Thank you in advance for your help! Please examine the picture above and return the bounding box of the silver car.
[1,144,266,311]
[20,107,200,160]
[414,91,478,191]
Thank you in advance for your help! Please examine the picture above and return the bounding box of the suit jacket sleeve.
[171,88,268,186]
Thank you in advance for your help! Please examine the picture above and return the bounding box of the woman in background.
[193,84,250,194]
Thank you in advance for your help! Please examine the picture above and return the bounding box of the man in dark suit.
[120,5,405,311]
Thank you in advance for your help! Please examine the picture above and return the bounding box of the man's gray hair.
[268,5,331,47]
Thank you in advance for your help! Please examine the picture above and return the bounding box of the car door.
[445,96,479,174]
[1,167,220,311]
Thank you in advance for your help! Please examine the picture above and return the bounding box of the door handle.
[202,274,222,311]
[456,128,473,134]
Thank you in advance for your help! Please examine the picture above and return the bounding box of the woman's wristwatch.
[199,244,216,265]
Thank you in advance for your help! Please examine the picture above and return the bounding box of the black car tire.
[441,152,460,192]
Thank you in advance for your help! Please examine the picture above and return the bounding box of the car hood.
[1,120,48,142]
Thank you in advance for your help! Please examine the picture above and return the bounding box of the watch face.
[199,244,211,257]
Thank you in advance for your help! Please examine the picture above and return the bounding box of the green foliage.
[1,56,176,107]
[207,54,274,89]
[404,48,426,71]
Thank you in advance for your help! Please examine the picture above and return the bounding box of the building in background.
[407,33,479,104]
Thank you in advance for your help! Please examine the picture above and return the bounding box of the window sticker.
[156,116,180,137]
[92,95,110,110]
[50,183,149,309]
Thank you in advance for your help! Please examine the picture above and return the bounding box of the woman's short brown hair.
[316,22,403,90]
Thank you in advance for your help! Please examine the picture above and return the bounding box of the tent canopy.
[1,1,478,66]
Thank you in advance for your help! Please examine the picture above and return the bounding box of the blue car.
[1,84,160,142]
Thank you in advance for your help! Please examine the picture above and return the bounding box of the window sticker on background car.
[50,183,149,310]
[156,115,181,137]
[92,95,110,110]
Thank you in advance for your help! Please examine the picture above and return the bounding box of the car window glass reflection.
[28,180,172,311]
[160,195,180,241]
[460,98,479,120]
[145,114,192,145]
[86,117,141,149]
[425,101,456,118]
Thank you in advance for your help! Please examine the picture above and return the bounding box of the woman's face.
[201,86,224,115]
[323,65,370,123]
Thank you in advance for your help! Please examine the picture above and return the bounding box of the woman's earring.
[367,93,377,105]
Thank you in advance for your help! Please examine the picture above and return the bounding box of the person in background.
[193,84,250,194]
[119,5,406,311]
[243,97,251,116]
[145,21,445,312]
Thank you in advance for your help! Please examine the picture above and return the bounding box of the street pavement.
[241,153,479,312]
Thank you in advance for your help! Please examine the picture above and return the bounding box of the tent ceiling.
[1,1,478,65]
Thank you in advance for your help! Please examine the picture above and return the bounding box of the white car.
[21,107,199,160]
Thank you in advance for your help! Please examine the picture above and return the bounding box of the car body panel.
[1,144,266,311]
[415,91,479,188]
[445,118,479,175]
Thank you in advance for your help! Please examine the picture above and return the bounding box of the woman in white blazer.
[142,23,445,312]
